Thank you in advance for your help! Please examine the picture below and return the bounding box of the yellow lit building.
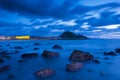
[15,36,30,40]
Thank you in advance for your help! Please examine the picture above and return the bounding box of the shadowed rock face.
[52,44,63,49]
[104,51,117,56]
[41,50,59,57]
[14,46,23,49]
[34,43,40,46]
[69,50,93,61]
[34,68,55,78]
[115,48,120,53]
[66,62,83,72]
[0,65,10,72]
[21,53,39,58]
[0,58,4,63]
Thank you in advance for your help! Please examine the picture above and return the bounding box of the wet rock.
[66,62,83,72]
[34,48,39,50]
[7,44,10,46]
[52,44,63,49]
[0,58,4,63]
[0,65,10,72]
[93,59,100,64]
[100,72,106,77]
[0,51,8,54]
[104,51,117,56]
[34,43,40,46]
[115,48,120,53]
[104,57,109,60]
[41,50,59,57]
[14,46,23,49]
[8,74,14,79]
[34,68,55,77]
[69,50,94,61]
[21,53,39,58]
[18,60,26,63]
[1,55,11,59]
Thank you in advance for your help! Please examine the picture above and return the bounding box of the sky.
[0,0,120,39]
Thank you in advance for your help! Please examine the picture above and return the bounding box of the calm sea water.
[0,39,120,80]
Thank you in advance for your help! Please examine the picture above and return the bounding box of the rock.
[115,48,120,53]
[52,44,63,49]
[18,60,26,63]
[0,65,10,72]
[8,74,14,79]
[34,68,55,77]
[1,55,11,59]
[100,72,106,77]
[69,50,94,61]
[66,62,83,72]
[41,50,59,57]
[7,44,10,46]
[93,59,100,64]
[0,58,4,63]
[14,46,23,49]
[34,48,39,50]
[104,51,117,56]
[104,57,109,60]
[34,43,40,46]
[21,53,39,58]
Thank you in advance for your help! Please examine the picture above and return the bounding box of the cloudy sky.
[0,0,120,38]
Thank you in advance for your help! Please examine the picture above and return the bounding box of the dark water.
[0,39,120,80]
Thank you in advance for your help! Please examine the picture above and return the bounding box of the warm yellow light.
[16,36,30,40]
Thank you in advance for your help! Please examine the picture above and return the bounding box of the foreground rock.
[0,58,4,63]
[21,53,39,58]
[14,46,23,49]
[41,50,59,57]
[115,48,120,53]
[34,43,40,46]
[18,60,26,63]
[93,59,100,64]
[52,44,63,49]
[66,62,83,72]
[69,50,93,61]
[104,51,117,56]
[0,65,10,72]
[34,68,55,78]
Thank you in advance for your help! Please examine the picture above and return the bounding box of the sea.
[0,39,120,80]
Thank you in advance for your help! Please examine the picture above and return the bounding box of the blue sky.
[0,0,120,38]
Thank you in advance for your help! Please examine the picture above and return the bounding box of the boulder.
[115,48,120,53]
[41,50,59,57]
[69,50,93,61]
[14,46,23,49]
[66,62,83,72]
[0,58,4,63]
[34,43,40,45]
[18,60,26,63]
[104,51,117,56]
[52,44,63,49]
[21,53,39,58]
[34,48,39,50]
[0,65,10,72]
[1,55,11,59]
[93,59,100,64]
[34,68,55,77]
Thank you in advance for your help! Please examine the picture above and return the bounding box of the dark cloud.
[0,0,84,18]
